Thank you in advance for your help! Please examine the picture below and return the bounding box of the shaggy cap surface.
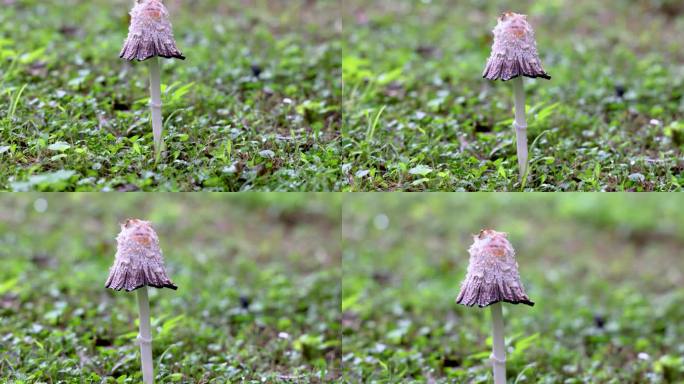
[120,0,185,61]
[105,219,178,291]
[482,12,550,81]
[456,229,533,307]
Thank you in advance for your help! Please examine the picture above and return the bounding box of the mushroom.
[105,219,177,384]
[120,0,185,159]
[456,229,533,384]
[483,12,550,181]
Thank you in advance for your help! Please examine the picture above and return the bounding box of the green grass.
[342,193,684,382]
[0,193,341,382]
[342,0,684,191]
[5,0,684,191]
[0,0,341,191]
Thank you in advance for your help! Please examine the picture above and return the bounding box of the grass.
[0,0,341,191]
[0,193,341,382]
[4,0,684,191]
[342,193,684,382]
[342,0,684,191]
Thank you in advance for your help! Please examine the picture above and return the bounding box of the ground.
[342,193,684,382]
[0,0,341,191]
[342,0,684,191]
[0,194,341,383]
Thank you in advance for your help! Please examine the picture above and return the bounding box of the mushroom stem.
[136,287,154,384]
[513,76,528,181]
[149,57,163,160]
[490,302,506,384]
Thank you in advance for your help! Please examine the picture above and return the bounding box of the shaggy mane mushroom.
[456,229,533,384]
[105,219,177,384]
[482,12,550,182]
[119,0,185,159]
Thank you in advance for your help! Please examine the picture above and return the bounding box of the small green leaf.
[408,165,433,176]
[0,277,19,295]
[47,142,71,152]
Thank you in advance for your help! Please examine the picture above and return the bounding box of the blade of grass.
[8,83,27,120]
[366,105,386,143]
[520,129,551,191]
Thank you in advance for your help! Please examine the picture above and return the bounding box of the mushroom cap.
[105,219,178,292]
[482,12,550,81]
[120,0,185,61]
[456,229,533,307]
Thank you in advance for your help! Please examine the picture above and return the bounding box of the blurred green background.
[342,0,684,191]
[342,193,684,382]
[0,193,341,382]
[0,0,341,191]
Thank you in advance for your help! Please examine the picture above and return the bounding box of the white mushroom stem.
[513,76,528,180]
[136,287,154,384]
[490,302,506,384]
[149,57,163,159]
